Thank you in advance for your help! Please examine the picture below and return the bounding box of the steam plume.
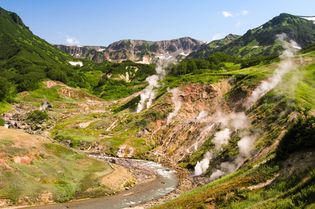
[194,152,212,176]
[206,34,300,180]
[137,75,160,113]
[137,58,173,113]
[237,135,256,157]
[245,34,301,109]
[166,88,183,124]
[213,128,231,150]
[214,111,249,130]
[196,111,208,121]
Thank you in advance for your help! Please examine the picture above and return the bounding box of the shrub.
[26,110,48,123]
[46,68,68,83]
[0,118,5,126]
[276,116,315,160]
[0,77,12,101]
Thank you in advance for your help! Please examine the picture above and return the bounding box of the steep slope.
[56,37,203,63]
[190,13,315,58]
[148,48,315,208]
[0,7,73,68]
[0,7,87,94]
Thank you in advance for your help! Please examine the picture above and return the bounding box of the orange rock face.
[13,156,32,164]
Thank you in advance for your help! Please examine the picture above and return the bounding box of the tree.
[46,68,68,83]
[0,77,14,101]
[187,60,198,73]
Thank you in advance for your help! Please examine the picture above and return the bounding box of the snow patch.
[302,16,315,24]
[69,61,83,67]
[97,48,105,52]
[179,52,189,57]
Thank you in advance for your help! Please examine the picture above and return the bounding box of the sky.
[1,0,314,46]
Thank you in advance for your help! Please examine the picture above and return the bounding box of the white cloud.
[222,11,233,18]
[221,10,249,18]
[66,36,80,46]
[211,33,224,41]
[241,10,249,16]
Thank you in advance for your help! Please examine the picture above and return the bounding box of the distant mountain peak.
[57,37,203,63]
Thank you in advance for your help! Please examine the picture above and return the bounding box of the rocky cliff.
[55,37,203,63]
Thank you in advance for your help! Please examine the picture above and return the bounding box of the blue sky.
[1,0,314,46]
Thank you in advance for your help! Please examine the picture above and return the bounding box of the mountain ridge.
[190,13,315,59]
[55,37,203,63]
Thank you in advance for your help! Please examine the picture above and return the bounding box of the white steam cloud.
[137,57,174,113]
[237,135,256,157]
[137,74,160,113]
[245,34,301,109]
[209,169,225,180]
[196,110,209,122]
[213,128,231,150]
[214,111,249,130]
[166,88,183,124]
[194,152,213,176]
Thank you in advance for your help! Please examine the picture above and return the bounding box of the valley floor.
[1,52,315,208]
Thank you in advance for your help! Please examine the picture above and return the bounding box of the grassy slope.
[190,13,315,59]
[0,7,75,74]
[0,127,113,205]
[152,53,315,208]
[44,54,313,159]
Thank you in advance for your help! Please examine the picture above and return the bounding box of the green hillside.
[0,7,90,98]
[0,7,156,104]
[190,13,315,59]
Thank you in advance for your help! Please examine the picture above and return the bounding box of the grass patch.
[0,101,12,114]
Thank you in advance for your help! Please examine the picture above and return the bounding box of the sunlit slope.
[0,127,114,205]
[151,51,315,209]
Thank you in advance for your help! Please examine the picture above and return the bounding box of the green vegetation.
[277,116,315,160]
[0,130,113,204]
[0,117,5,126]
[168,52,239,76]
[88,61,155,100]
[0,7,89,100]
[190,13,315,59]
[167,52,277,77]
[0,77,15,101]
[1,6,315,209]
[155,153,315,209]
[0,101,12,114]
[0,8,156,104]
[153,53,315,209]
[26,110,48,123]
